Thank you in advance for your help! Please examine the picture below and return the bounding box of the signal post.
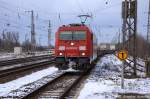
[117,50,128,89]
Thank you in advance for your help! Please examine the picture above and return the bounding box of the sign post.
[117,50,128,89]
[146,58,150,77]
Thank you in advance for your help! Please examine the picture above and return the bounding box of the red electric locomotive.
[55,24,97,70]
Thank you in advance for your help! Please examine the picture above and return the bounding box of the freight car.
[98,43,116,55]
[55,24,98,70]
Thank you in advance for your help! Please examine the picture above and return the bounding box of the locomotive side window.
[59,31,86,40]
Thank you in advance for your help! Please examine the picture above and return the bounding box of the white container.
[110,45,116,50]
[100,44,107,50]
[14,47,22,55]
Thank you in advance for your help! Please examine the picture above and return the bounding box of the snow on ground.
[0,51,51,61]
[78,54,150,99]
[126,56,146,77]
[0,66,58,96]
[5,71,63,98]
[0,53,16,61]
[0,59,50,71]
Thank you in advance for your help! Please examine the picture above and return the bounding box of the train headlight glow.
[59,46,65,50]
[59,52,63,56]
[81,53,85,56]
[71,42,74,46]
[79,46,86,50]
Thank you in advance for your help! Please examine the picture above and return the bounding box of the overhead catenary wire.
[0,0,124,27]
[75,0,85,14]
[0,0,147,47]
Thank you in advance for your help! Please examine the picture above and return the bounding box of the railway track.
[0,54,53,67]
[27,72,81,99]
[0,58,55,83]
[20,58,99,99]
[0,57,99,99]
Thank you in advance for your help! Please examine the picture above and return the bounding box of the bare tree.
[0,31,20,52]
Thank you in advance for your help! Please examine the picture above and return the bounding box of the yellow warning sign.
[117,50,128,60]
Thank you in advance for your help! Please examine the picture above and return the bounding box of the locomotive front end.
[55,24,94,70]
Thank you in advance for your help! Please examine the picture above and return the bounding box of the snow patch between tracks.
[0,66,58,96]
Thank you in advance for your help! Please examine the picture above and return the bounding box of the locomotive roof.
[60,23,87,27]
[58,24,92,32]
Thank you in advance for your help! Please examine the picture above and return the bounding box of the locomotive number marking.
[66,47,78,50]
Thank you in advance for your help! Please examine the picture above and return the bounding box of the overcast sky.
[0,0,148,46]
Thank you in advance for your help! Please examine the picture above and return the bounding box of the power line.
[0,3,26,16]
[93,2,121,14]
[0,0,28,14]
[75,0,85,13]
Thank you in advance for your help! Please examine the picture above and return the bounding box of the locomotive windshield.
[59,31,72,40]
[59,31,86,40]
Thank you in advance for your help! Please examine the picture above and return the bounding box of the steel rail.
[0,58,55,78]
[0,55,53,67]
[21,72,67,99]
[60,58,98,99]
[21,57,99,99]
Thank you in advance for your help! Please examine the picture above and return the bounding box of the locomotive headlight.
[59,52,63,56]
[59,46,65,50]
[71,42,74,46]
[81,52,85,56]
[79,46,86,50]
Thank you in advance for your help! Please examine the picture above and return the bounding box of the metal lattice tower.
[48,20,51,49]
[147,0,150,42]
[122,0,137,77]
[31,10,36,52]
[25,10,36,52]
[147,0,150,57]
